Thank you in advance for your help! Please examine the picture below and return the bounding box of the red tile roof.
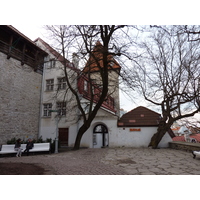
[173,134,200,142]
[83,41,121,73]
[118,106,161,127]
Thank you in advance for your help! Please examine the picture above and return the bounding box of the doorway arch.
[93,124,109,148]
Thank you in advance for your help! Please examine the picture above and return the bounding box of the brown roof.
[118,106,161,127]
[5,26,47,55]
[8,25,36,44]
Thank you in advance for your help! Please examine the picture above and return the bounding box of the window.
[93,124,108,133]
[43,103,52,117]
[84,80,88,91]
[57,102,66,116]
[49,59,56,68]
[58,77,66,90]
[46,79,54,91]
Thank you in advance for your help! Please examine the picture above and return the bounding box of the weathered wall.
[0,52,42,144]
[169,141,200,152]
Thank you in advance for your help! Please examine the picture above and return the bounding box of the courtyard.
[0,147,200,175]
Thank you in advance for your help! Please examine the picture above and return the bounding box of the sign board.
[130,128,141,132]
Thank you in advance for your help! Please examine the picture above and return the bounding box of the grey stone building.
[0,26,47,144]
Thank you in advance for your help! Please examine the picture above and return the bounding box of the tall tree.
[45,25,138,150]
[131,26,200,148]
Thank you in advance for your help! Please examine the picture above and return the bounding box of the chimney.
[72,53,79,68]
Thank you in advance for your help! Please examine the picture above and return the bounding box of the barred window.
[57,102,66,116]
[43,103,52,117]
[58,77,66,90]
[46,79,54,91]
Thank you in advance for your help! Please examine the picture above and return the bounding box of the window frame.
[57,102,66,116]
[46,79,54,91]
[84,80,88,91]
[43,103,52,117]
[49,59,56,68]
[57,77,67,90]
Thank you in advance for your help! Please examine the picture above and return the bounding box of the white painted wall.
[76,110,118,148]
[109,126,172,148]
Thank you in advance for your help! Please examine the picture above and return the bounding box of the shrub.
[7,137,17,144]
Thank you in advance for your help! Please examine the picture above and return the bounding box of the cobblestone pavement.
[0,148,200,175]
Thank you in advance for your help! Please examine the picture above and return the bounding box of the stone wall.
[169,141,200,152]
[0,51,42,144]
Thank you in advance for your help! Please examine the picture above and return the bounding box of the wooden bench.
[0,143,50,155]
[192,151,200,159]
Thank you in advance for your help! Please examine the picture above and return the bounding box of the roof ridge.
[8,25,36,45]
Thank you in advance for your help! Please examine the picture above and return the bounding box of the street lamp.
[49,109,59,153]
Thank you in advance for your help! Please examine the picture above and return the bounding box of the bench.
[0,143,50,155]
[192,151,200,159]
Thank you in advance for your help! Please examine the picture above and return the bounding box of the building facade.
[0,26,47,144]
[112,106,173,148]
[0,26,173,148]
[34,38,120,148]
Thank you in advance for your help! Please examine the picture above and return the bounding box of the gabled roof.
[83,41,121,73]
[34,37,77,71]
[173,134,200,142]
[118,106,161,127]
[5,26,47,55]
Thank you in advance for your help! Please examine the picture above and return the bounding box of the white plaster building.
[112,106,173,148]
[34,38,174,149]
[35,38,120,148]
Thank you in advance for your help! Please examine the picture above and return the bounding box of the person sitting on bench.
[14,138,23,157]
[24,138,34,156]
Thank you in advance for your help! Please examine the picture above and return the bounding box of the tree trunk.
[73,124,89,150]
[148,120,169,149]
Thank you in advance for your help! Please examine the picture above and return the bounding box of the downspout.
[38,56,47,139]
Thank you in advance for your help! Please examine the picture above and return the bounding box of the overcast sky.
[12,25,200,121]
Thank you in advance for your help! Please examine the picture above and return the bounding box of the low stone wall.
[169,141,200,152]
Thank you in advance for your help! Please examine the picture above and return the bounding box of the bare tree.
[131,26,200,148]
[45,25,139,150]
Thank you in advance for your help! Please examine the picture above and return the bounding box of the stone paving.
[0,147,200,175]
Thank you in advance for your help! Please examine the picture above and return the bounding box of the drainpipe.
[38,57,46,139]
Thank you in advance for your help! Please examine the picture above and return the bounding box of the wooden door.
[59,128,68,146]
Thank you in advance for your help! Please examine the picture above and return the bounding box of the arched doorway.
[93,124,109,148]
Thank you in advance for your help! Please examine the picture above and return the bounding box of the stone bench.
[0,143,50,155]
